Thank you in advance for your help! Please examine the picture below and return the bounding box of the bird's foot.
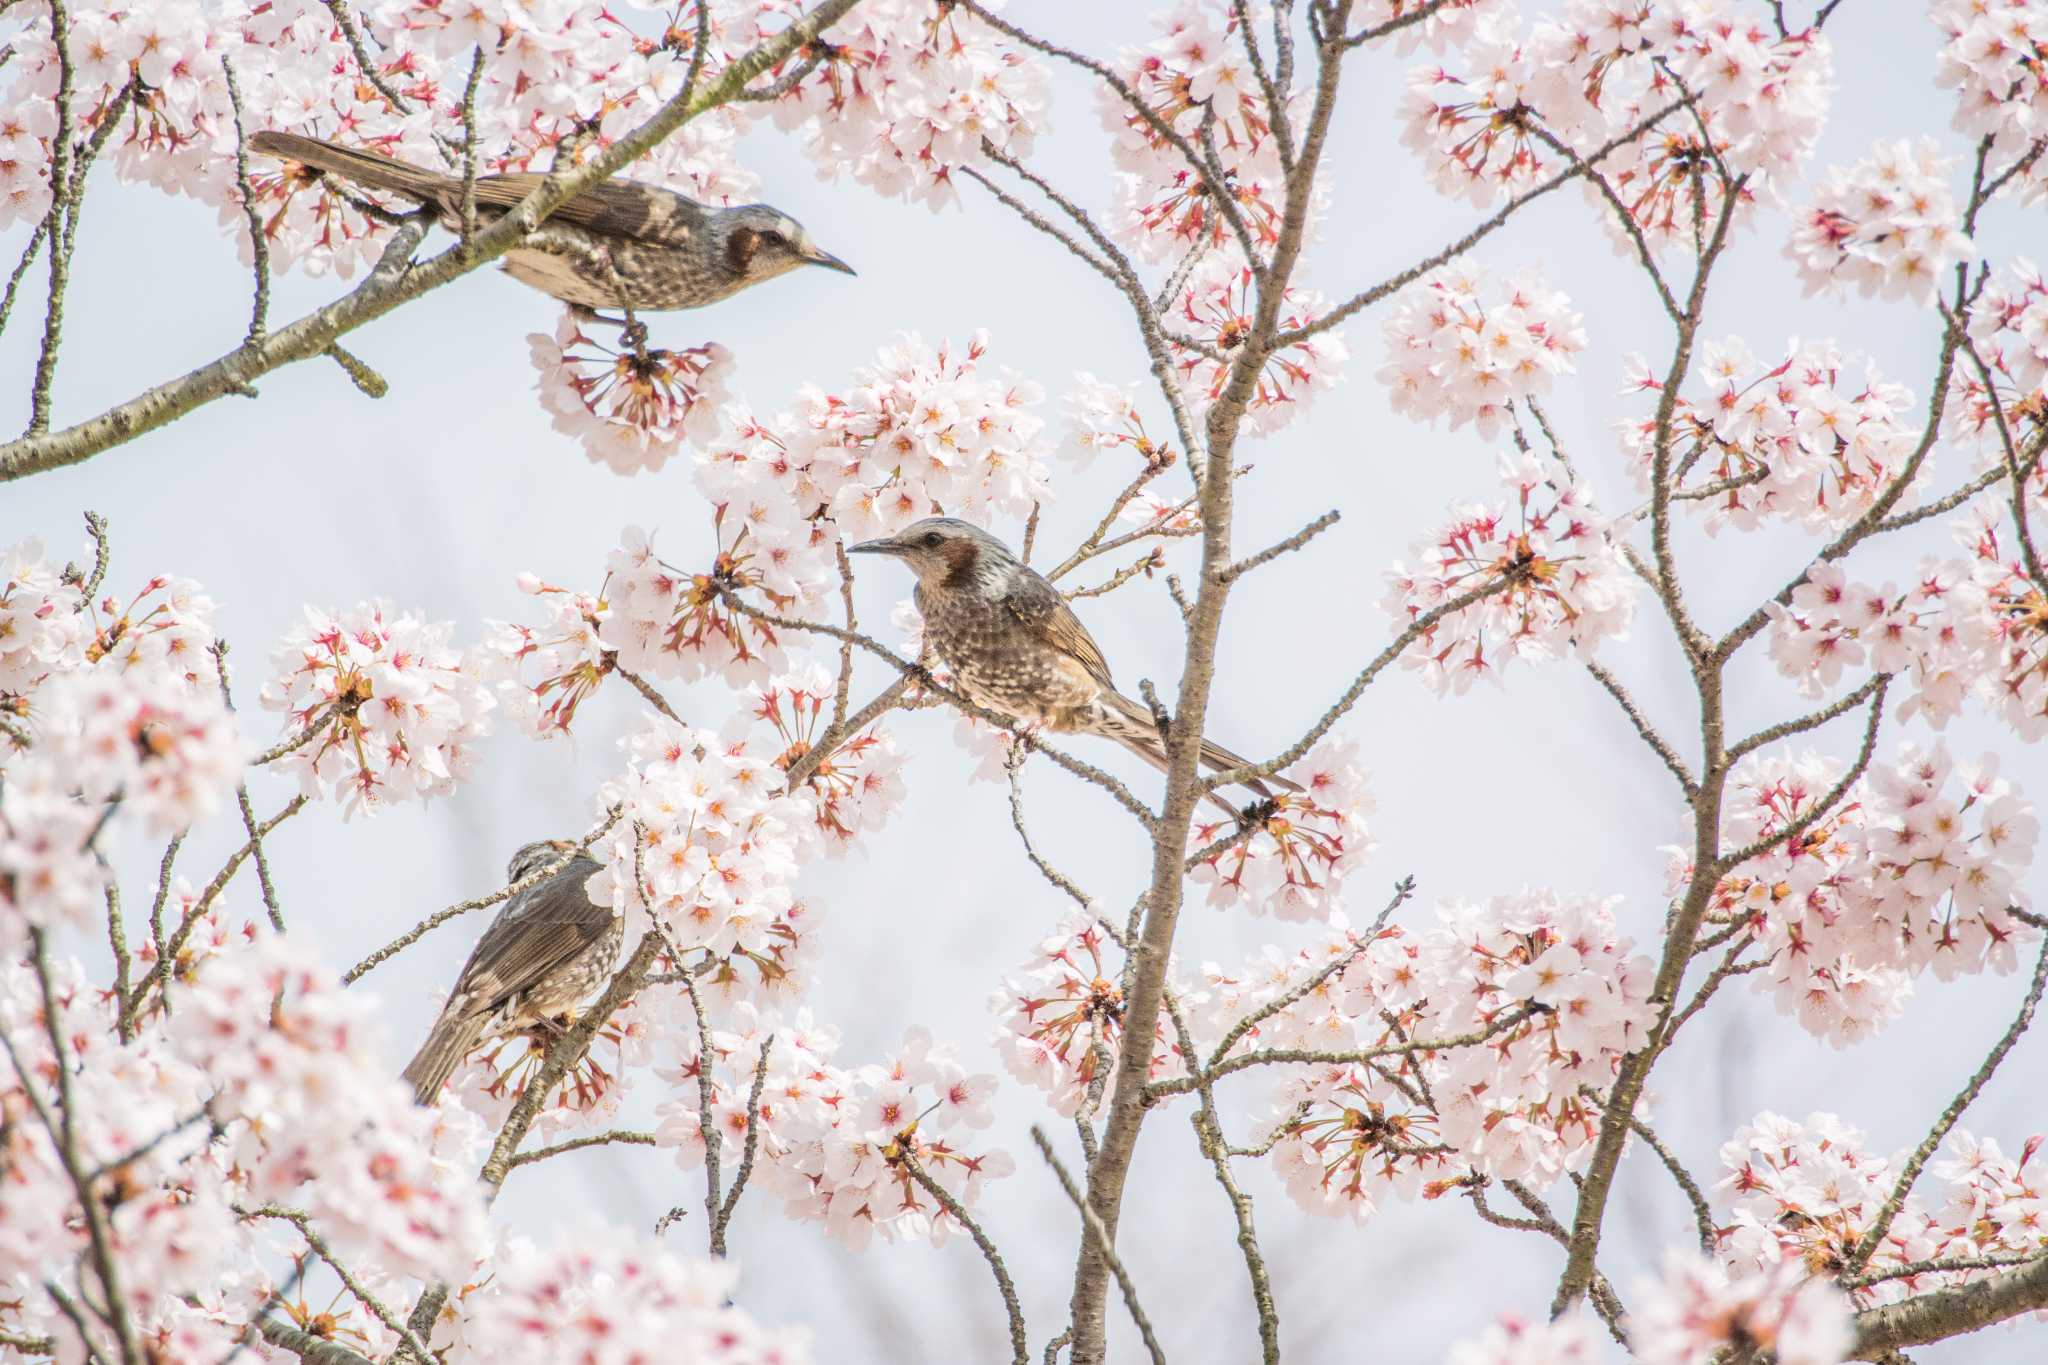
[528,1009,578,1041]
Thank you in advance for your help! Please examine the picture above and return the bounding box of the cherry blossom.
[1168,257,1348,435]
[659,1007,1011,1249]
[1618,338,1921,532]
[262,600,496,816]
[30,668,245,836]
[1441,1314,1608,1365]
[746,666,907,852]
[1379,263,1586,437]
[448,1229,811,1364]
[1932,0,2048,206]
[1698,744,2038,1044]
[1100,2,1296,258]
[991,914,1178,1116]
[82,573,218,692]
[1630,1251,1852,1365]
[1399,10,1552,207]
[529,309,735,476]
[765,0,1046,210]
[483,574,615,738]
[1221,889,1651,1219]
[1946,261,2048,466]
[590,714,813,991]
[1384,455,1635,693]
[1787,139,1972,304]
[0,538,86,715]
[1188,736,1377,921]
[169,932,490,1281]
[777,1026,1013,1248]
[1062,372,1175,468]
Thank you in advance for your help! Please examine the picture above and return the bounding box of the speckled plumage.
[399,840,620,1105]
[850,518,1300,814]
[249,131,854,313]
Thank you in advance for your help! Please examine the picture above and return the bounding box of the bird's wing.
[469,175,706,243]
[1002,571,1118,692]
[451,857,612,1010]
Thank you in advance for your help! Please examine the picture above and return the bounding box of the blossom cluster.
[1946,260,2048,465]
[0,936,489,1359]
[1786,139,1972,305]
[1100,2,1298,260]
[0,545,244,949]
[447,1233,811,1364]
[1717,1110,2048,1309]
[764,0,1046,209]
[1187,737,1377,921]
[991,914,1179,1116]
[1176,890,1653,1222]
[1765,508,2048,741]
[0,538,86,715]
[1629,1252,1852,1365]
[29,668,244,836]
[1166,257,1348,436]
[260,600,496,817]
[1698,744,2039,1045]
[1383,455,1635,693]
[590,715,812,984]
[1619,338,1921,532]
[1379,263,1586,438]
[1400,0,1833,250]
[655,1010,1011,1248]
[530,312,736,476]
[1932,0,2048,207]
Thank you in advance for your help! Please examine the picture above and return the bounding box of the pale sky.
[6,3,2045,1361]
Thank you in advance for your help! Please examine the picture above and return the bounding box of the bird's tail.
[250,131,456,208]
[400,1006,488,1106]
[1093,690,1302,814]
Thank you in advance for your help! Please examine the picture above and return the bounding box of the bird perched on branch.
[400,839,620,1106]
[249,131,855,317]
[850,517,1299,817]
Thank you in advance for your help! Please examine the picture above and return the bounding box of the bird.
[400,839,621,1106]
[848,517,1300,818]
[248,131,855,317]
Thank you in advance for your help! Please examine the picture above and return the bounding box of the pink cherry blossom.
[261,600,496,816]
[1379,262,1586,437]
[1787,139,1972,304]
[530,309,735,475]
[1384,455,1635,693]
[1630,1251,1852,1365]
[1619,338,1921,532]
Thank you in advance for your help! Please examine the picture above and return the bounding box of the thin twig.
[1030,1128,1166,1365]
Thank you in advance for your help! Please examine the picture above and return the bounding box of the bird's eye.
[922,532,942,548]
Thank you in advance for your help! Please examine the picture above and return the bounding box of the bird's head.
[715,204,855,286]
[847,517,1014,588]
[505,838,577,884]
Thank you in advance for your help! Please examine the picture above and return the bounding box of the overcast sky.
[6,3,2045,1361]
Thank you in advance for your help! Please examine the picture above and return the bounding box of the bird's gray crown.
[847,517,1019,586]
[506,839,574,884]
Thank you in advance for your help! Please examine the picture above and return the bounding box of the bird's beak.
[847,536,902,557]
[804,246,857,276]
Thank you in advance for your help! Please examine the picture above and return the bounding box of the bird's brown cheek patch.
[939,540,982,590]
[725,227,761,275]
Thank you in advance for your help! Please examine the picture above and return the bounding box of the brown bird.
[849,517,1299,816]
[400,840,620,1105]
[249,131,854,316]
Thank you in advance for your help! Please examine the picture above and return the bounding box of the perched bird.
[849,517,1300,816]
[400,839,620,1105]
[248,131,855,315]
